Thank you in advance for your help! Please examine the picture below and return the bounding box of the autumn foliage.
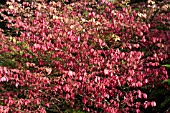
[0,0,169,113]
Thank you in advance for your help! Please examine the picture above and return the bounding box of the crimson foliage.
[0,0,169,112]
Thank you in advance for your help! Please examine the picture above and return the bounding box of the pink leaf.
[151,101,156,107]
[45,68,52,75]
[0,76,8,82]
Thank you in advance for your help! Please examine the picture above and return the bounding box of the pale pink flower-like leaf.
[151,101,156,107]
[68,70,75,76]
[137,90,142,98]
[0,76,8,82]
[15,82,19,88]
[127,76,132,82]
[143,101,148,109]
[102,0,106,3]
[45,67,52,75]
[136,109,140,113]
[143,93,147,99]
[104,68,109,75]
[66,93,70,100]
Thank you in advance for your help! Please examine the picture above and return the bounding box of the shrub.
[0,0,169,112]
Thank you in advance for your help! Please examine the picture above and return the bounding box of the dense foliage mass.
[0,0,169,112]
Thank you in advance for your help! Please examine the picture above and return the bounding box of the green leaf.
[162,64,170,68]
[23,45,30,49]
[162,79,170,84]
[62,46,67,51]
[12,38,17,43]
[112,34,120,41]
[97,5,104,10]
[83,10,89,18]
[56,57,62,61]
[19,51,23,56]
[160,96,170,108]
[121,59,126,64]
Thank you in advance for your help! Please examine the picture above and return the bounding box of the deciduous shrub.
[0,0,169,112]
